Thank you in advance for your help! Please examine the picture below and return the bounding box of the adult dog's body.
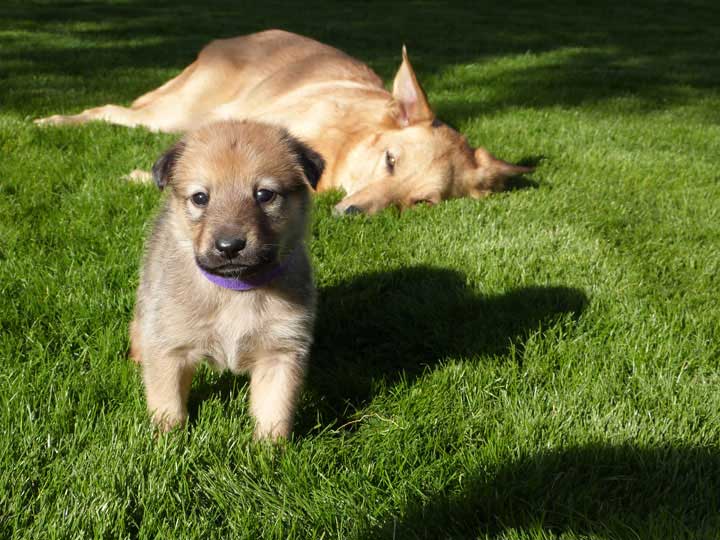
[37,29,532,214]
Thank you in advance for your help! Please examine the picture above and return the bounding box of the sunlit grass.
[1,1,719,538]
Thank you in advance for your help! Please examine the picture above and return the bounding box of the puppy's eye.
[385,150,396,174]
[255,189,277,204]
[190,191,209,207]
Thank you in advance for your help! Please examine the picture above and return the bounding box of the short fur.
[131,120,321,439]
[36,30,532,214]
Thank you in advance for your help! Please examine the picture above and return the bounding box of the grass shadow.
[2,1,720,119]
[303,266,587,430]
[186,370,247,426]
[505,155,545,191]
[505,175,540,192]
[363,443,720,538]
[183,266,586,433]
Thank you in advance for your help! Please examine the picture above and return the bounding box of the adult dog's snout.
[215,236,247,258]
[333,202,364,217]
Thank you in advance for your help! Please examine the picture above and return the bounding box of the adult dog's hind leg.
[34,57,206,132]
[35,104,162,130]
[35,41,246,133]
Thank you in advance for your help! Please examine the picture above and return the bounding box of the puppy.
[129,120,324,440]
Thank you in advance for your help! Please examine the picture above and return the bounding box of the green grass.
[2,1,720,538]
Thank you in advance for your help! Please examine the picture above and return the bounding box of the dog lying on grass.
[36,29,532,215]
[130,120,323,439]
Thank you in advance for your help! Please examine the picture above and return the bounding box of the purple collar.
[197,248,298,291]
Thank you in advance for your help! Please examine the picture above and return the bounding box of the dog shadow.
[188,266,587,430]
[361,442,720,539]
[303,265,587,431]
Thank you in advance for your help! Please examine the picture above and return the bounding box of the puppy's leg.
[142,351,197,432]
[249,353,306,441]
[129,318,143,364]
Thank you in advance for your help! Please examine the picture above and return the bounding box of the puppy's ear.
[286,136,325,190]
[151,141,185,190]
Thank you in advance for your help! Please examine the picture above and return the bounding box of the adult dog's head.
[333,48,533,215]
[152,120,324,279]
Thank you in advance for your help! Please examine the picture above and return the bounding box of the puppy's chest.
[204,293,308,372]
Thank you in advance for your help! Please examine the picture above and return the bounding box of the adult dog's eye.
[255,189,277,204]
[190,191,209,207]
[385,150,396,174]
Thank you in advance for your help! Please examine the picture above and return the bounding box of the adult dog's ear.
[473,147,535,194]
[287,136,325,190]
[151,141,185,190]
[392,46,434,126]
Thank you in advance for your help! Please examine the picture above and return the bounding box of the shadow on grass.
[303,266,587,429]
[185,266,586,431]
[362,443,720,539]
[504,155,545,191]
[187,370,247,427]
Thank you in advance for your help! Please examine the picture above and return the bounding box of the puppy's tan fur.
[131,120,322,439]
[36,30,532,214]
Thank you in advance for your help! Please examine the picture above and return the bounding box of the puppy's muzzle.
[198,237,278,278]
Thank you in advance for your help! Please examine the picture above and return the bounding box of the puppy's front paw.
[253,420,291,442]
[150,409,187,433]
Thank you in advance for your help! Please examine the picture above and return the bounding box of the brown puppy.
[130,120,324,440]
[36,30,532,214]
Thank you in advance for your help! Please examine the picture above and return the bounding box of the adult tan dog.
[36,29,533,215]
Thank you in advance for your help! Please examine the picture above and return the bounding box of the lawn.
[1,1,720,538]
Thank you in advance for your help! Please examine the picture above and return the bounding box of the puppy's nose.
[215,236,246,258]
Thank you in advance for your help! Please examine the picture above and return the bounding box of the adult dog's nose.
[332,203,363,216]
[215,236,246,258]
